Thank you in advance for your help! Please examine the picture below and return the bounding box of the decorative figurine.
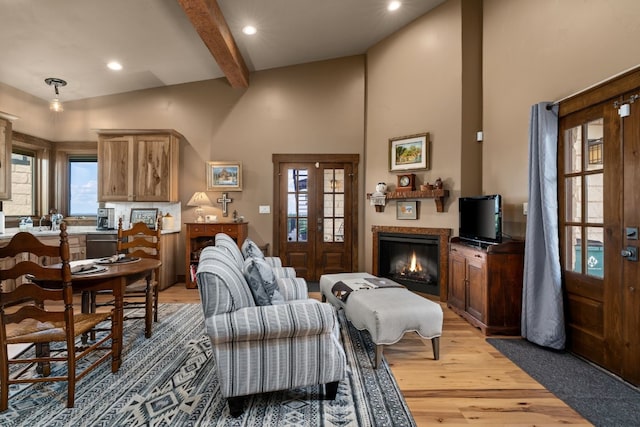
[434,177,443,189]
[375,182,387,194]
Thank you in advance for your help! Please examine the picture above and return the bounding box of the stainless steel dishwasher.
[86,233,118,258]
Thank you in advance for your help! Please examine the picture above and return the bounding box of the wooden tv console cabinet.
[447,237,525,335]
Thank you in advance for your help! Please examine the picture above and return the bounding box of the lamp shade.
[187,192,212,207]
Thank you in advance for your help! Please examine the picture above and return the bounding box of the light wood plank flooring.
[160,284,591,426]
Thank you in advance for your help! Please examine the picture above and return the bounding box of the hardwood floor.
[159,284,591,426]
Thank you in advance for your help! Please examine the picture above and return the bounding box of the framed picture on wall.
[130,208,159,229]
[207,161,243,191]
[389,132,430,171]
[396,201,419,220]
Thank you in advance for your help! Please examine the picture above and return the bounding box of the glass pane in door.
[323,169,345,243]
[585,118,604,172]
[565,126,583,173]
[585,227,604,277]
[585,173,603,223]
[287,169,308,242]
[565,176,582,223]
[566,225,582,274]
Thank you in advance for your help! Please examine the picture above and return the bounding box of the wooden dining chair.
[0,222,114,410]
[92,217,161,338]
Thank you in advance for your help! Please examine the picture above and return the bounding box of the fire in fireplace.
[372,226,451,301]
[395,251,433,283]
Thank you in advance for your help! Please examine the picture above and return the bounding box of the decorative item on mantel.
[367,178,449,213]
[370,182,387,212]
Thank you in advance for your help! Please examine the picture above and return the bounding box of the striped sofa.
[196,244,346,417]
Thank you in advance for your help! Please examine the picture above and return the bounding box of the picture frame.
[130,208,159,229]
[207,161,243,191]
[396,200,419,220]
[389,132,430,171]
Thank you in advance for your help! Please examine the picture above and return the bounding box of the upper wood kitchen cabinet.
[97,130,182,202]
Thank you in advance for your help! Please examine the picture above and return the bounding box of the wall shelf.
[367,188,449,213]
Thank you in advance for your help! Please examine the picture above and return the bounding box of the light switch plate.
[259,205,270,214]
[523,202,528,216]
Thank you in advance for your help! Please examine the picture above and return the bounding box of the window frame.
[67,155,98,217]
[3,131,51,226]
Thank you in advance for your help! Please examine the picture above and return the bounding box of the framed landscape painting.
[389,132,430,171]
[207,161,242,191]
[396,200,419,220]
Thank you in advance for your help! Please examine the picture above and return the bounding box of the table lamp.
[187,191,212,223]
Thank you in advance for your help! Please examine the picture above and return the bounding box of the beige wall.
[483,0,640,236]
[0,56,366,275]
[364,0,471,272]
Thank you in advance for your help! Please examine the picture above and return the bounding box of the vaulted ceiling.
[0,0,444,102]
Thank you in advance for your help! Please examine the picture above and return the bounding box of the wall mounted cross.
[217,192,233,217]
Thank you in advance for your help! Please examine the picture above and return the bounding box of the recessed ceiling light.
[107,61,123,71]
[242,25,257,35]
[388,1,401,11]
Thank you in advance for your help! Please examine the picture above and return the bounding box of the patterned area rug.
[1,304,415,426]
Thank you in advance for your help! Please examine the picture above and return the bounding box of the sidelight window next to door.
[564,118,604,278]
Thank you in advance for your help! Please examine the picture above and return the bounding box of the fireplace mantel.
[372,226,451,301]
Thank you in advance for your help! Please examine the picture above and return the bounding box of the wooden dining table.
[37,257,162,372]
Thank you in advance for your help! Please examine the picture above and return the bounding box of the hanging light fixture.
[44,77,67,112]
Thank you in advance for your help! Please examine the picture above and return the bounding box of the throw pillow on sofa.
[243,257,285,306]
[241,238,265,260]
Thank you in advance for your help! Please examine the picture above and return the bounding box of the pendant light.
[45,77,67,112]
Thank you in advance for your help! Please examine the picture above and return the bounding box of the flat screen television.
[458,195,503,245]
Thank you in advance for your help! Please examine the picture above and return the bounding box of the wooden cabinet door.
[98,135,133,201]
[466,254,486,322]
[448,248,467,311]
[134,134,178,202]
[98,131,180,202]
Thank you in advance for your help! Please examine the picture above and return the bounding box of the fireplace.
[372,226,451,301]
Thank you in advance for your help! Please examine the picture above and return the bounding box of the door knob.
[621,246,638,261]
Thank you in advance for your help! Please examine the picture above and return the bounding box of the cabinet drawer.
[451,243,486,260]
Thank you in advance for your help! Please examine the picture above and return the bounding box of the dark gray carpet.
[487,338,640,427]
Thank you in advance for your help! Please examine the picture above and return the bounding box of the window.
[2,150,36,216]
[68,156,98,216]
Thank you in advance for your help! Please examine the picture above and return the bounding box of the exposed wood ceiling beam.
[177,0,249,88]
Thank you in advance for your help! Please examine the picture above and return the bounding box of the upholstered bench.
[320,272,443,368]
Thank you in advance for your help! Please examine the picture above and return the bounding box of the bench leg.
[431,336,440,360]
[228,396,244,417]
[324,381,339,399]
[374,344,383,369]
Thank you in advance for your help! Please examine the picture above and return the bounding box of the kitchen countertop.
[0,226,180,240]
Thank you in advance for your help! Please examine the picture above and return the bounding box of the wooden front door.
[559,70,640,386]
[273,154,358,281]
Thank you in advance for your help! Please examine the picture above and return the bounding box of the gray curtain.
[521,102,565,350]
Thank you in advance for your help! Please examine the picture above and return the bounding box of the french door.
[272,154,358,281]
[559,71,640,386]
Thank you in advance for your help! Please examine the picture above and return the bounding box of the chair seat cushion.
[7,312,112,344]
